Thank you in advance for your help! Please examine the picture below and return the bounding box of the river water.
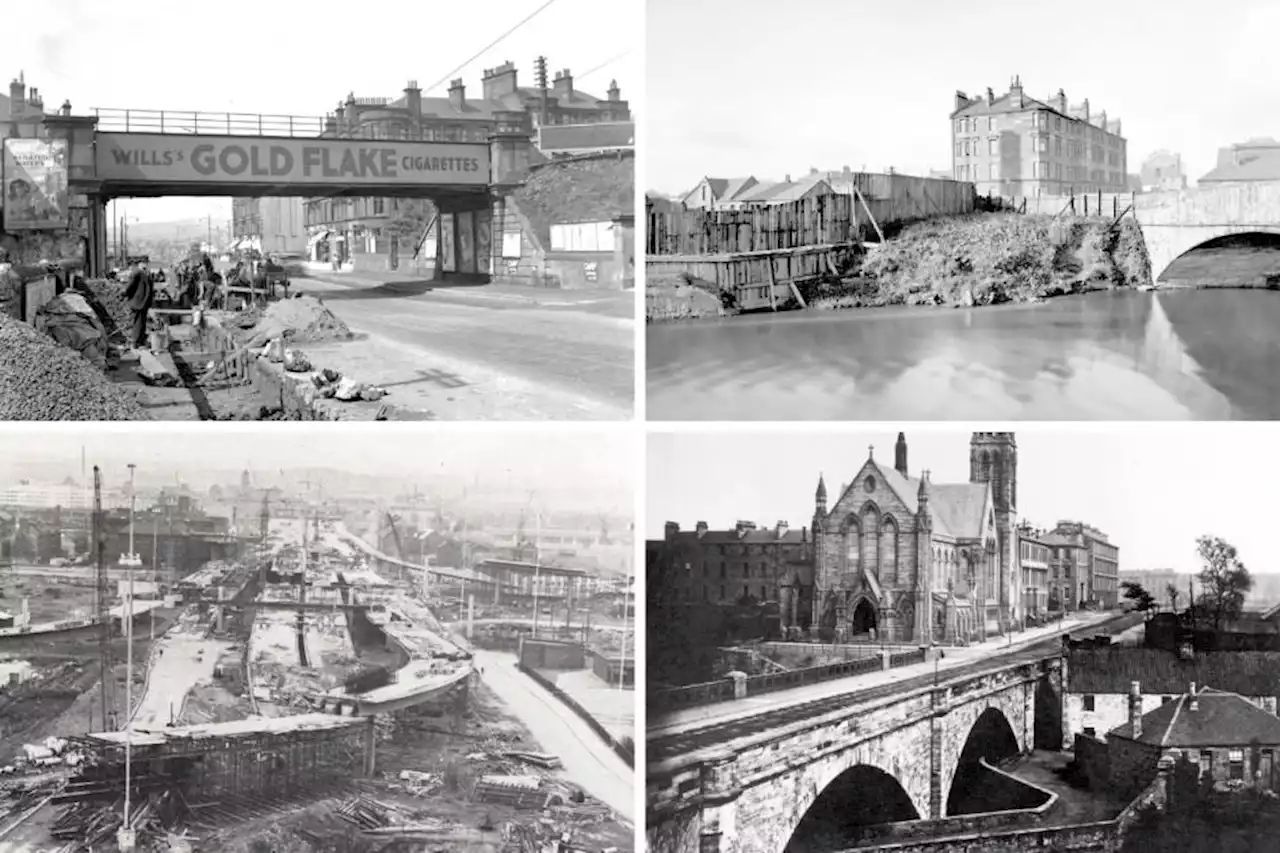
[646,289,1280,420]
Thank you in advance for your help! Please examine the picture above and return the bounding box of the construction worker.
[122,259,154,350]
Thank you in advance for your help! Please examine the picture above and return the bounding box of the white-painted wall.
[1067,691,1278,740]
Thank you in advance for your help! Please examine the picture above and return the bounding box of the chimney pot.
[1128,682,1143,738]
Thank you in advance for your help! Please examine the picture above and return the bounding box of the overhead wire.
[421,0,560,95]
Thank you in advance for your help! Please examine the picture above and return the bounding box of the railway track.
[649,612,1141,765]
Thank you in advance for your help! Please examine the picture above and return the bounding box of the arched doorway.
[851,598,877,635]
[785,764,919,853]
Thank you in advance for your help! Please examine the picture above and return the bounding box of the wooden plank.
[767,255,778,311]
[855,188,886,244]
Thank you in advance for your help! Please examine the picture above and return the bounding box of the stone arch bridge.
[646,655,1066,853]
[1134,182,1280,281]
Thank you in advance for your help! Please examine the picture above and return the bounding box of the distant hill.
[126,218,218,243]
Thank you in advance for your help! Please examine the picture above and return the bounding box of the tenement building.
[810,432,1020,644]
[951,76,1128,198]
[303,62,630,269]
[1045,520,1120,608]
[648,521,812,629]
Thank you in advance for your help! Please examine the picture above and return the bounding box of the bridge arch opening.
[851,598,877,635]
[1160,231,1280,284]
[946,707,1021,816]
[785,764,918,853]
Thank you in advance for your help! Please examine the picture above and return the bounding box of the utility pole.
[532,511,542,636]
[118,464,141,852]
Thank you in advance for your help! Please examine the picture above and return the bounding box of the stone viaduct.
[646,654,1066,853]
[1134,181,1280,282]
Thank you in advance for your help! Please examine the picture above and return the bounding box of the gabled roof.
[538,121,634,152]
[952,91,1054,120]
[671,527,808,546]
[719,176,759,203]
[1109,687,1280,747]
[829,459,990,540]
[766,176,831,203]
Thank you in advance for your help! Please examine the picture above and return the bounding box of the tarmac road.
[289,272,635,419]
[471,649,633,823]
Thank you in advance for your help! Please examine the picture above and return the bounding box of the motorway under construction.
[0,487,632,852]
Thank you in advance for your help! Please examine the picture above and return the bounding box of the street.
[275,271,635,420]
[130,634,228,728]
[471,649,634,823]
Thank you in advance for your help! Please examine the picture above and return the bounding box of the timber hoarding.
[95,133,491,188]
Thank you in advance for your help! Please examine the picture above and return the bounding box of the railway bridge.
[646,650,1067,853]
[1134,181,1280,281]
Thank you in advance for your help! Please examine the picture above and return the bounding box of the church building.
[811,432,1021,644]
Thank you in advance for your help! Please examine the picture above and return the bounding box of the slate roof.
[1109,687,1280,747]
[1069,648,1280,697]
[670,527,808,546]
[840,461,989,540]
[538,121,634,152]
[387,84,616,122]
[508,151,634,250]
[952,88,1121,135]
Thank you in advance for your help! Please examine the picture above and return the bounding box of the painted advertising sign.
[3,139,70,231]
[95,133,491,187]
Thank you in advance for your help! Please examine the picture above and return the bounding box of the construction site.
[0,467,635,852]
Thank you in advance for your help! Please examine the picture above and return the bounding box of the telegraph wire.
[421,0,560,95]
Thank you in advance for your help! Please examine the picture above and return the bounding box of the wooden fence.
[647,174,978,256]
[991,191,1137,219]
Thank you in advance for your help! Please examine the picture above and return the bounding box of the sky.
[20,0,638,222]
[0,425,636,512]
[646,426,1280,577]
[646,0,1279,195]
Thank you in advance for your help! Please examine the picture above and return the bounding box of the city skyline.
[646,427,1280,578]
[647,0,1274,195]
[22,0,638,222]
[0,428,634,513]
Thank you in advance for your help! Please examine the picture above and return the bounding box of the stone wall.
[1134,182,1280,279]
[1075,733,1111,790]
[649,659,1056,853]
[1106,735,1161,800]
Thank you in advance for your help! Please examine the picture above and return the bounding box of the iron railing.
[91,108,329,138]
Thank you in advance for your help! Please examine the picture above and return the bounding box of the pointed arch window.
[861,505,879,577]
[881,516,899,585]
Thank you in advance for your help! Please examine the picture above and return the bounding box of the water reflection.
[646,289,1280,420]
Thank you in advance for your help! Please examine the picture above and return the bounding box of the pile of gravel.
[0,313,147,420]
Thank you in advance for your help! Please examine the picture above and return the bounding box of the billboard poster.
[440,214,456,273]
[3,139,70,231]
[95,133,490,188]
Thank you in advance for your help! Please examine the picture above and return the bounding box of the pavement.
[282,271,635,420]
[650,612,1120,737]
[471,649,634,823]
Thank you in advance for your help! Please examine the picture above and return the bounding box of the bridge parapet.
[1133,181,1280,279]
[91,108,329,138]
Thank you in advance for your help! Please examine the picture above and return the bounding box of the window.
[1200,750,1213,778]
[1083,726,1096,737]
[956,141,962,157]
[988,116,996,131]
[1037,135,1048,153]
[965,140,971,156]
[1083,695,1095,711]
[720,585,726,600]
[989,138,998,155]
[760,585,767,600]
[989,162,998,180]
[1229,749,1245,780]
[1162,696,1171,705]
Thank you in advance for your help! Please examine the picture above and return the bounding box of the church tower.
[969,433,1018,622]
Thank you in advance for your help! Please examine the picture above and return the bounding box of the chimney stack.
[695,521,709,538]
[664,521,679,542]
[448,78,466,109]
[1188,682,1199,712]
[1128,681,1142,738]
[986,87,994,102]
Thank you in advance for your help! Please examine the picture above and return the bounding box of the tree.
[1166,583,1181,613]
[1121,581,1157,616]
[1195,535,1254,631]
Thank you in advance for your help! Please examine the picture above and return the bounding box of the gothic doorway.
[851,598,877,635]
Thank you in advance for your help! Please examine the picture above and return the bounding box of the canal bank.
[646,212,1151,323]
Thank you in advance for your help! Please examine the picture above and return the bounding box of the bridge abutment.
[697,750,743,853]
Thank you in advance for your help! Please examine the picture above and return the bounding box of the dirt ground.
[214,679,633,852]
[0,577,97,624]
